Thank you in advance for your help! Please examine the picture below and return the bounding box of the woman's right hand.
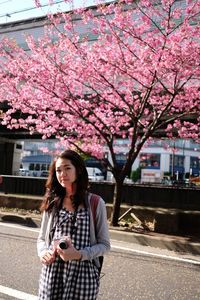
[39,249,56,265]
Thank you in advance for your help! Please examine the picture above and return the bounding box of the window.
[16,144,22,149]
[35,164,40,171]
[170,155,184,167]
[170,155,185,178]
[41,164,47,170]
[29,164,34,171]
[116,153,127,162]
[139,153,160,168]
[190,157,199,169]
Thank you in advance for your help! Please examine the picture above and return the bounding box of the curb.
[1,211,200,256]
[109,227,200,256]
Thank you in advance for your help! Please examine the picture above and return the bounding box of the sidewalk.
[0,208,200,256]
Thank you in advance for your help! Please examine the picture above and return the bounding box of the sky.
[0,0,102,24]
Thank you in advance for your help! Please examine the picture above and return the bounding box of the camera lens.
[59,240,68,249]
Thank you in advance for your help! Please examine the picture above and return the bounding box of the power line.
[0,0,12,4]
[0,0,65,19]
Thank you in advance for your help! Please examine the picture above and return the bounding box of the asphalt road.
[0,221,200,300]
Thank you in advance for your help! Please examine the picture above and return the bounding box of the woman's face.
[55,158,77,189]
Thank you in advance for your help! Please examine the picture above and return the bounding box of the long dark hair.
[40,150,89,212]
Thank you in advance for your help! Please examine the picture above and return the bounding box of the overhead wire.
[0,0,12,4]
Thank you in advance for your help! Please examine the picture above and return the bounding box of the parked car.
[40,171,49,177]
[18,168,30,176]
[86,167,104,181]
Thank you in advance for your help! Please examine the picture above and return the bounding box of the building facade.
[114,138,200,182]
[19,138,200,181]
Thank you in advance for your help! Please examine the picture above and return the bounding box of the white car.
[86,167,104,181]
[18,168,30,176]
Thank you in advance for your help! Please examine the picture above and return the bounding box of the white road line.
[0,285,37,300]
[111,245,200,265]
[1,222,200,265]
[0,222,38,232]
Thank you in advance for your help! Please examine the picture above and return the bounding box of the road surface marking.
[0,222,38,232]
[0,285,37,300]
[1,222,200,265]
[111,244,200,265]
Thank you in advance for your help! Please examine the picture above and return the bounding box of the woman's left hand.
[56,237,82,262]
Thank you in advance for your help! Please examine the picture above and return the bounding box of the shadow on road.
[1,215,39,228]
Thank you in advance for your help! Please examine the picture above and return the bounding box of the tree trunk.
[110,180,123,226]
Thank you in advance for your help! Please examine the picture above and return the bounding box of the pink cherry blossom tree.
[0,0,200,225]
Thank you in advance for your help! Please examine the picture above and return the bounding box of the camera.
[59,239,68,249]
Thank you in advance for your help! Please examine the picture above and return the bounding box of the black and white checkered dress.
[38,207,100,300]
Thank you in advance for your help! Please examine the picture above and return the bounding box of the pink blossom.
[0,0,199,186]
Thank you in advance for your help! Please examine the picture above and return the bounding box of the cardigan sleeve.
[37,210,51,257]
[80,197,111,261]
